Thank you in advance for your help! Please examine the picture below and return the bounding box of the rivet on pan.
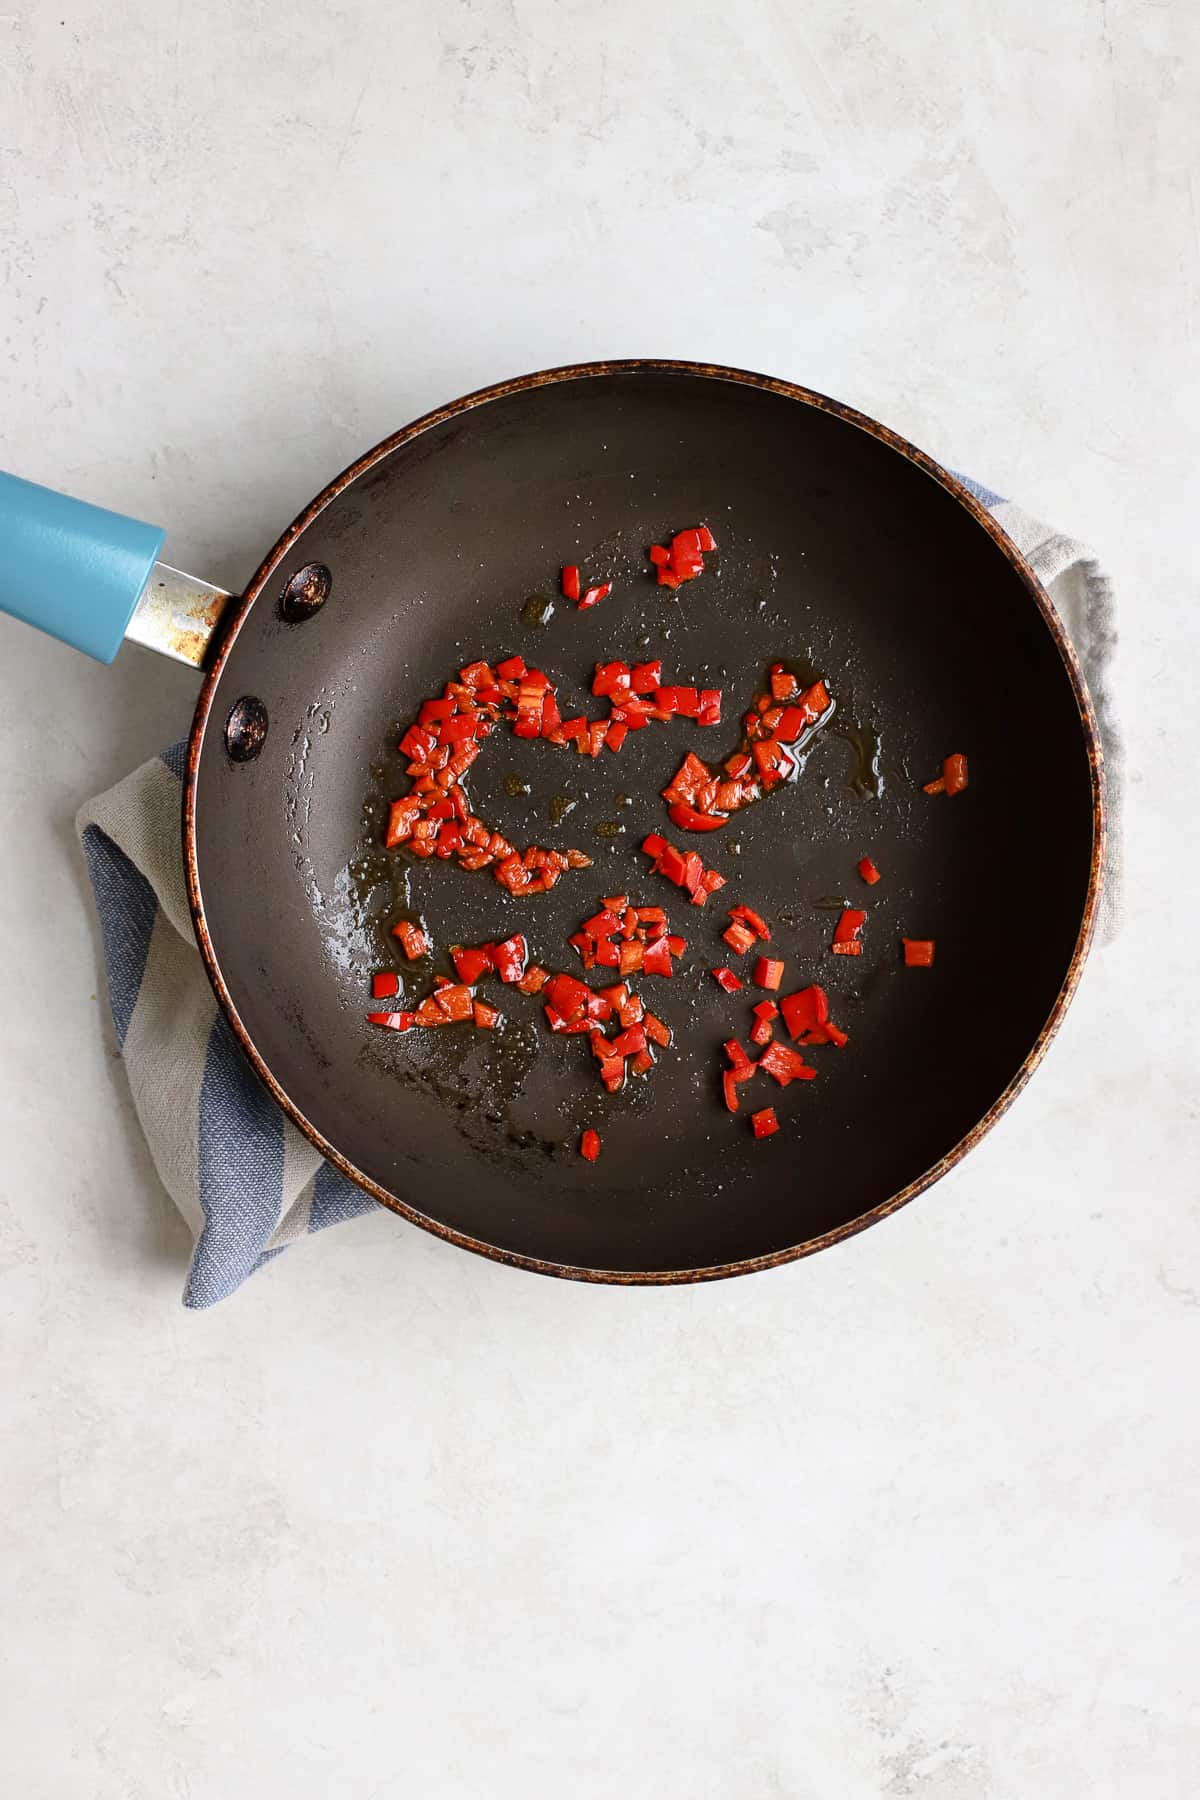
[279,562,331,622]
[225,696,268,762]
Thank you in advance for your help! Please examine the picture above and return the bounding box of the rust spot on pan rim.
[183,359,1106,1285]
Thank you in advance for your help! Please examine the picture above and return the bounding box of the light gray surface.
[1,2,1196,1794]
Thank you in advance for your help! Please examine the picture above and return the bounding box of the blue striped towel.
[76,492,1121,1305]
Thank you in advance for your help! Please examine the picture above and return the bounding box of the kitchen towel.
[77,490,1121,1306]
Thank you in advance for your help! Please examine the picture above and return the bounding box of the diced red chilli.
[903,938,936,967]
[392,920,431,960]
[372,972,400,999]
[857,857,881,885]
[831,909,866,954]
[943,753,968,795]
[711,967,743,993]
[754,957,784,991]
[758,1042,817,1086]
[730,904,771,941]
[451,945,492,985]
[492,935,528,983]
[751,1107,779,1139]
[641,938,671,977]
[580,1129,601,1162]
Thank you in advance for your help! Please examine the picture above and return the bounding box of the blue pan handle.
[0,469,165,663]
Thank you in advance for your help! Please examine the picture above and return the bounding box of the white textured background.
[2,2,1197,1794]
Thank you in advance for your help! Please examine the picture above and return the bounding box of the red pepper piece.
[578,582,611,611]
[923,777,946,795]
[657,568,682,589]
[472,1000,501,1029]
[668,801,727,832]
[367,1010,416,1031]
[584,910,622,940]
[831,942,863,956]
[711,967,743,993]
[722,921,756,956]
[592,661,629,696]
[722,1070,741,1112]
[769,665,799,701]
[611,1024,647,1058]
[641,938,671,977]
[606,719,629,753]
[679,854,703,899]
[391,920,431,960]
[619,940,646,977]
[630,660,662,693]
[754,957,784,991]
[701,868,725,893]
[758,1042,817,1085]
[821,1018,849,1047]
[418,696,455,726]
[517,964,549,994]
[752,739,794,788]
[800,680,831,718]
[729,904,771,941]
[433,983,473,1022]
[749,1015,773,1047]
[384,797,422,847]
[639,1013,668,1050]
[723,1039,756,1075]
[697,690,721,726]
[648,544,670,567]
[546,972,593,1023]
[832,908,867,950]
[665,934,686,957]
[857,857,882,886]
[495,655,526,680]
[372,971,400,1000]
[561,565,581,601]
[630,1047,656,1076]
[451,945,492,985]
[658,845,687,884]
[779,986,830,1040]
[943,753,968,795]
[753,1000,778,1022]
[902,938,936,967]
[636,906,666,924]
[751,1107,779,1139]
[580,1128,601,1162]
[696,525,717,553]
[642,832,667,859]
[492,935,528,983]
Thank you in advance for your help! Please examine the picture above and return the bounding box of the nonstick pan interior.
[187,365,1102,1279]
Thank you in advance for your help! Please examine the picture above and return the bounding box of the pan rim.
[183,358,1106,1284]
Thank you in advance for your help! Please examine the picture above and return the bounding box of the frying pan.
[0,361,1104,1281]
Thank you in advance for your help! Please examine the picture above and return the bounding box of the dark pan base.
[186,364,1103,1279]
